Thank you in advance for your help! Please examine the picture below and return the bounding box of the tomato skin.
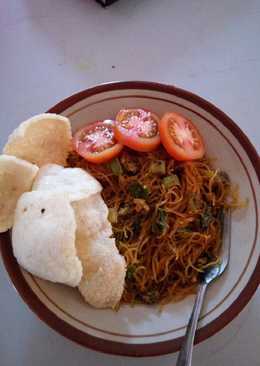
[75,142,123,164]
[159,112,205,161]
[72,120,123,164]
[115,109,161,152]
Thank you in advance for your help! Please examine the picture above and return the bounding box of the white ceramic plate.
[1,81,259,357]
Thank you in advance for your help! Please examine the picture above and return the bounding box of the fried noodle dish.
[68,147,240,306]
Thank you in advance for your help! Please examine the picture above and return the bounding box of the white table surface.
[1,1,259,365]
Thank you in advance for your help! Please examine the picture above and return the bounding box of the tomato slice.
[72,120,123,164]
[114,109,160,152]
[159,112,205,161]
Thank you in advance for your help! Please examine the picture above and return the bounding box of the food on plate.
[12,191,82,287]
[3,113,72,166]
[71,150,238,304]
[69,109,242,305]
[159,112,205,161]
[0,155,38,233]
[33,164,102,202]
[115,109,161,152]
[73,120,123,164]
[1,108,242,309]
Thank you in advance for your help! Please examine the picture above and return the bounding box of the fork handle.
[176,282,208,366]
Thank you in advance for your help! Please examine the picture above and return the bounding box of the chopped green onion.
[108,158,123,176]
[114,228,129,241]
[151,208,168,235]
[126,264,136,281]
[149,160,166,175]
[142,289,159,304]
[200,205,213,229]
[108,208,118,224]
[162,174,180,189]
[132,216,141,237]
[128,182,149,199]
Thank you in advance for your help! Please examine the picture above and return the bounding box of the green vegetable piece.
[162,175,180,189]
[128,182,149,199]
[126,264,136,281]
[150,160,166,175]
[132,216,141,238]
[108,158,123,176]
[200,206,213,229]
[114,229,129,242]
[205,170,215,179]
[142,289,159,304]
[151,208,168,235]
[108,208,118,224]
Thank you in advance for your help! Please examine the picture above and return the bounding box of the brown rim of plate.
[1,81,259,357]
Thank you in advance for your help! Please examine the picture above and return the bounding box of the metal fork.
[176,209,231,366]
